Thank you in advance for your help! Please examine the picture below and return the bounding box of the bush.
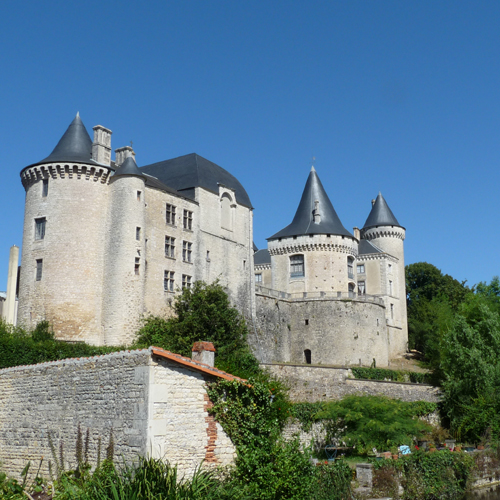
[135,281,260,378]
[0,320,120,369]
[315,395,433,454]
[350,367,433,385]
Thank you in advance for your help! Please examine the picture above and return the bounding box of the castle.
[17,114,407,366]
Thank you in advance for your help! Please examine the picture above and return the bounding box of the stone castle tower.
[18,114,255,345]
[251,167,407,367]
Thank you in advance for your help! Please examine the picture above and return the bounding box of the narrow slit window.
[137,190,142,201]
[136,227,141,241]
[135,257,140,275]
[42,179,48,197]
[35,259,43,281]
[35,218,46,240]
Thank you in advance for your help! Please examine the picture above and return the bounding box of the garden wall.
[0,348,236,479]
[263,363,440,403]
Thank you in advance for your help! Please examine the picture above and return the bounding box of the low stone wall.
[0,349,236,480]
[263,363,440,403]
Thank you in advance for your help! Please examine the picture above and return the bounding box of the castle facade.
[17,115,407,366]
[18,115,255,344]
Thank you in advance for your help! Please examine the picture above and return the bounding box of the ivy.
[289,402,326,432]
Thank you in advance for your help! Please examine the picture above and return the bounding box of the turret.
[102,154,146,345]
[18,114,113,343]
[267,167,357,295]
[361,192,407,355]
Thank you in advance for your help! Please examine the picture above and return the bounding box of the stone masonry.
[0,348,237,479]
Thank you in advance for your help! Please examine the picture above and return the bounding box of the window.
[183,210,193,230]
[182,241,192,262]
[357,264,365,274]
[290,254,304,277]
[137,190,142,201]
[206,250,210,261]
[165,236,175,258]
[136,227,141,241]
[164,270,174,292]
[388,263,392,272]
[35,259,43,281]
[35,218,46,240]
[135,257,140,275]
[357,281,366,295]
[348,283,356,297]
[42,179,48,197]
[255,273,262,283]
[182,274,192,289]
[390,303,394,319]
[166,204,176,225]
[389,280,393,295]
[304,349,312,364]
[347,257,354,279]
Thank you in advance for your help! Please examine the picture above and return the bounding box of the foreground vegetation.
[2,275,500,498]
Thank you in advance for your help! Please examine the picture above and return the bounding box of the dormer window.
[290,254,304,278]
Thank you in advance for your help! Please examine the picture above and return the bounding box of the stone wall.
[251,293,390,367]
[263,363,440,403]
[0,349,236,479]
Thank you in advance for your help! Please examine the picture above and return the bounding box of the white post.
[4,245,19,325]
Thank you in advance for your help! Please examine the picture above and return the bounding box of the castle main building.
[18,114,407,366]
[18,115,255,345]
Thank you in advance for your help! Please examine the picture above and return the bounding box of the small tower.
[360,193,407,356]
[18,114,113,343]
[102,154,146,345]
[267,166,357,294]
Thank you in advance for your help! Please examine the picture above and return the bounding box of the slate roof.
[254,249,271,265]
[27,114,100,168]
[363,192,403,230]
[113,156,144,178]
[268,167,353,240]
[140,153,252,208]
[358,239,383,255]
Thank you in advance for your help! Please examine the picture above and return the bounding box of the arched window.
[290,254,304,278]
[221,193,233,230]
[348,283,356,298]
[304,349,312,364]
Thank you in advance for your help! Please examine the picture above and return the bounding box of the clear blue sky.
[1,0,499,291]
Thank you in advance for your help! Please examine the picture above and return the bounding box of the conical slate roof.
[29,114,99,167]
[268,167,353,240]
[113,156,144,178]
[362,192,403,230]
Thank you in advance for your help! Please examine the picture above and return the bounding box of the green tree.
[406,262,471,368]
[315,395,432,454]
[135,280,259,378]
[441,293,500,442]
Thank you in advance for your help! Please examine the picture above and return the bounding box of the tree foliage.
[405,262,471,368]
[134,280,259,378]
[441,292,500,442]
[315,395,432,454]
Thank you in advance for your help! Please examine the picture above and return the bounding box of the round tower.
[360,192,407,356]
[101,155,146,345]
[18,114,113,343]
[267,167,358,295]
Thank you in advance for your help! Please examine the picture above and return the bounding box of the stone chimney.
[353,227,360,240]
[192,341,216,367]
[115,146,136,167]
[92,125,112,165]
